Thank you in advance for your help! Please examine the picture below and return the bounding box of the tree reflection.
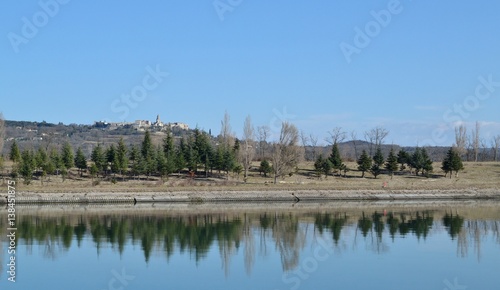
[443,212,464,239]
[8,207,500,275]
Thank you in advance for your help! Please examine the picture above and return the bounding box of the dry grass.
[2,161,499,193]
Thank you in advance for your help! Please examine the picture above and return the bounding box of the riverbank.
[5,188,499,204]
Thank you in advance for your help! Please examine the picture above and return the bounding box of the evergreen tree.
[214,145,224,173]
[106,145,118,174]
[89,163,98,181]
[371,147,384,179]
[194,129,213,177]
[181,136,199,172]
[397,149,410,171]
[233,138,240,153]
[131,153,144,179]
[156,147,168,180]
[174,146,186,173]
[49,148,63,175]
[259,160,272,177]
[163,130,175,157]
[143,150,157,179]
[116,138,128,177]
[411,147,433,176]
[20,150,35,184]
[357,150,372,178]
[421,148,433,176]
[328,143,343,176]
[161,131,177,177]
[91,144,106,175]
[411,147,424,176]
[9,140,21,163]
[61,142,74,169]
[35,147,48,174]
[385,148,399,178]
[222,146,236,178]
[128,145,140,173]
[141,131,154,159]
[373,146,384,167]
[315,154,333,178]
[442,147,464,178]
[74,147,87,177]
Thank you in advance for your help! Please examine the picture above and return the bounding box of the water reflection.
[2,203,500,274]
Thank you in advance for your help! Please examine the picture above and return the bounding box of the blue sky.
[1,0,500,146]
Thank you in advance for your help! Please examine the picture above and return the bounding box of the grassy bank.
[2,161,499,194]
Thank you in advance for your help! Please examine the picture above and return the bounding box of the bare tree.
[220,110,234,148]
[480,139,488,161]
[242,115,255,182]
[309,134,319,161]
[257,125,270,160]
[472,121,480,162]
[299,130,309,161]
[326,127,346,145]
[454,124,467,158]
[492,135,500,162]
[271,122,302,184]
[364,126,389,156]
[350,130,359,160]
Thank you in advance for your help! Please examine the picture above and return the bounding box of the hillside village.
[1,115,190,157]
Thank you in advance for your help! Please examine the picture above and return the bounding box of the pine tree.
[89,163,98,181]
[128,145,140,173]
[35,147,48,174]
[442,147,464,178]
[314,155,325,178]
[328,143,343,176]
[194,129,213,177]
[259,160,272,177]
[421,148,433,176]
[222,146,236,178]
[163,130,175,157]
[371,147,384,179]
[49,148,63,175]
[397,149,410,171]
[385,148,399,179]
[9,140,21,163]
[74,147,87,176]
[61,142,74,170]
[174,146,186,173]
[116,138,128,177]
[156,147,168,180]
[373,146,384,167]
[357,150,372,178]
[20,150,35,184]
[411,147,424,176]
[141,131,154,159]
[91,144,106,176]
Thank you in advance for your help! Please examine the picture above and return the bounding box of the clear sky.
[1,0,500,146]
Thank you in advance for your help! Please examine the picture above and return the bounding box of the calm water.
[1,201,499,290]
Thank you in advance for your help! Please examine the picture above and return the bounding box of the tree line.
[5,114,305,185]
[0,111,482,185]
[313,141,464,179]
